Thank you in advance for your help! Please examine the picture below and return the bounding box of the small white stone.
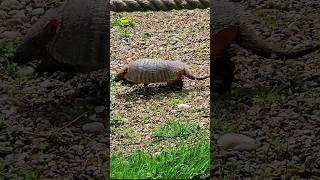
[177,103,191,110]
[31,8,44,16]
[82,122,105,134]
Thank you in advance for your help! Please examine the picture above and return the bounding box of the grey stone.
[0,31,21,39]
[31,8,44,16]
[0,0,22,10]
[82,122,105,134]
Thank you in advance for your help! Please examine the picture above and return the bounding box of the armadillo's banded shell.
[46,0,108,72]
[211,0,240,35]
[125,59,185,83]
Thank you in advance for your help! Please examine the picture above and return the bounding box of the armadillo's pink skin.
[124,59,186,83]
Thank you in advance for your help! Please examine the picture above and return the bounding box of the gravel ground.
[110,10,210,153]
[212,0,320,179]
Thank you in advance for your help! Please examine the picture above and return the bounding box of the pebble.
[0,0,21,10]
[217,133,258,151]
[39,80,51,88]
[82,122,105,134]
[177,103,191,110]
[31,8,44,16]
[6,18,22,27]
[0,9,6,18]
[17,66,34,77]
[0,31,21,39]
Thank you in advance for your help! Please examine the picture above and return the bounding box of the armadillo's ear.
[119,65,128,73]
[123,66,128,73]
[44,19,59,36]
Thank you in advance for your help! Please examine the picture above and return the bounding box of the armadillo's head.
[114,65,128,82]
[12,19,59,64]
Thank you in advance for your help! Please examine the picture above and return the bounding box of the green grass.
[111,111,124,128]
[252,89,280,107]
[213,111,239,134]
[153,119,198,140]
[110,140,210,179]
[165,98,181,108]
[111,16,136,37]
[315,31,320,40]
[0,41,19,79]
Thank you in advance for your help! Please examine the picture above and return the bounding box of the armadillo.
[211,0,320,93]
[114,59,209,89]
[12,0,108,74]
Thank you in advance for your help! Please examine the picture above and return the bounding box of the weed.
[123,127,134,138]
[273,140,286,155]
[111,17,136,37]
[152,119,198,140]
[140,32,151,41]
[19,167,37,180]
[147,106,158,116]
[110,126,117,134]
[111,111,124,127]
[165,98,181,108]
[316,31,320,40]
[252,89,280,107]
[147,52,158,59]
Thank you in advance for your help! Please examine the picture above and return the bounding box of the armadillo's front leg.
[34,58,59,76]
[167,79,183,90]
[212,53,235,94]
[34,57,77,76]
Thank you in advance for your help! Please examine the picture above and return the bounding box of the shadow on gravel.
[115,85,198,102]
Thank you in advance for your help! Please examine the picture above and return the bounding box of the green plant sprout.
[111,17,136,37]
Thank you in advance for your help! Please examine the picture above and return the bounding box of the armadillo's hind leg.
[167,79,183,91]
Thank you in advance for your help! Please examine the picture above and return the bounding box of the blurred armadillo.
[211,0,320,93]
[211,0,320,58]
[12,0,108,74]
[114,59,209,89]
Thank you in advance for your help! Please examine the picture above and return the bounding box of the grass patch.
[0,41,19,79]
[111,111,124,128]
[110,140,210,179]
[315,31,320,40]
[165,98,181,108]
[213,111,239,134]
[252,88,280,107]
[111,16,136,37]
[153,119,198,140]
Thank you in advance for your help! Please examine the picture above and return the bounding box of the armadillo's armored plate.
[211,0,240,35]
[125,59,185,83]
[46,0,108,72]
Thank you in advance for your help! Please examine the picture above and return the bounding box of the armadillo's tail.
[184,68,209,80]
[237,24,320,59]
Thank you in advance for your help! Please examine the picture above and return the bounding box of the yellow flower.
[119,17,129,25]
